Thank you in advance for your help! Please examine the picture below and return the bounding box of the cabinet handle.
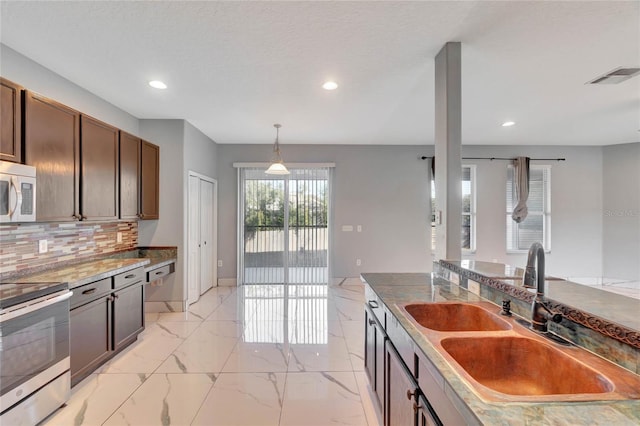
[125,274,136,279]
[368,319,376,326]
[139,213,145,219]
[154,271,164,275]
[113,294,119,300]
[72,214,80,220]
[107,295,114,302]
[82,288,97,295]
[413,402,421,414]
[81,215,87,220]
[368,300,379,308]
[406,389,416,400]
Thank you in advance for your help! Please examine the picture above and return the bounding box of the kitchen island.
[361,272,640,425]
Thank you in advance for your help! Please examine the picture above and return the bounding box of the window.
[506,165,551,251]
[461,166,476,251]
[431,165,476,251]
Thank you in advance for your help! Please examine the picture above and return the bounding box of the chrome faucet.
[524,242,562,332]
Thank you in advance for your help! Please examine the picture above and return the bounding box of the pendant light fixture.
[265,123,290,175]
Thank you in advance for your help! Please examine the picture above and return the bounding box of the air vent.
[587,67,640,84]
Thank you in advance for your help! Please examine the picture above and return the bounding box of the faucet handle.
[549,312,562,323]
[500,299,512,316]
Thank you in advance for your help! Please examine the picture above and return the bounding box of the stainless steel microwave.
[0,161,36,223]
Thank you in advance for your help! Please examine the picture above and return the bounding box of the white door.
[187,175,201,305]
[199,179,215,294]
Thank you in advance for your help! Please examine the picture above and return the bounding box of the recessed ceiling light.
[322,81,338,90]
[149,80,167,89]
[502,121,516,127]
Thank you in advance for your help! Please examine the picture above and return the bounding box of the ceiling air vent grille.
[587,67,640,84]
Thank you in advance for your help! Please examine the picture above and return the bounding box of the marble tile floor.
[44,278,382,426]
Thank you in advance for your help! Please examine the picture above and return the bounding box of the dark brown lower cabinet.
[70,276,145,386]
[416,395,440,426]
[365,305,387,411]
[113,282,145,351]
[386,341,419,426]
[70,295,111,386]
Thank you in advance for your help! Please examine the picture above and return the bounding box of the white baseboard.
[330,277,364,287]
[218,278,237,287]
[145,301,184,313]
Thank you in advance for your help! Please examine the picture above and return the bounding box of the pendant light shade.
[265,123,290,175]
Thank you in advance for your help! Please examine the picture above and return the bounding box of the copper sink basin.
[441,336,614,398]
[403,303,511,332]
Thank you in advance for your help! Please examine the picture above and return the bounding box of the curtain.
[511,156,530,223]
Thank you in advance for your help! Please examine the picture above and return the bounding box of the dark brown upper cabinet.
[140,140,159,220]
[81,115,119,221]
[1,78,23,163]
[24,91,81,222]
[119,131,141,220]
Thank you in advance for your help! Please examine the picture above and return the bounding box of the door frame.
[187,171,218,305]
[235,164,334,286]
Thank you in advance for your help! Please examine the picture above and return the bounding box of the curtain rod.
[419,156,565,161]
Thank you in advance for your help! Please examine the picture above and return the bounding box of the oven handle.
[0,290,73,323]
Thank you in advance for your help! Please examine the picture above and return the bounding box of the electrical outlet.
[356,225,362,232]
[356,258,361,266]
[217,260,223,267]
[116,232,123,243]
[38,239,48,254]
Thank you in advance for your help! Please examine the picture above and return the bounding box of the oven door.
[0,290,71,413]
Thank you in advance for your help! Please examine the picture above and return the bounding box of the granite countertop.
[109,247,177,272]
[9,247,177,290]
[361,272,640,425]
[17,258,150,289]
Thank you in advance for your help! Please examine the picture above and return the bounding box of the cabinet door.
[0,78,22,163]
[80,115,119,220]
[140,140,159,219]
[119,131,140,219]
[70,296,112,386]
[365,307,377,389]
[386,341,418,426]
[113,282,145,351]
[375,317,386,407]
[24,91,80,221]
[416,396,440,426]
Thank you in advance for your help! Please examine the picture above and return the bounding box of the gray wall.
[216,144,433,279]
[218,144,607,282]
[602,142,640,281]
[184,121,219,179]
[139,120,186,304]
[0,44,139,135]
[461,145,604,278]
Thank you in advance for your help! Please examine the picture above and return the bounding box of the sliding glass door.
[239,167,331,285]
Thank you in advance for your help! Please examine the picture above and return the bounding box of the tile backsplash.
[0,221,138,278]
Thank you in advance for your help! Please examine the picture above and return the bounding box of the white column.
[434,42,462,261]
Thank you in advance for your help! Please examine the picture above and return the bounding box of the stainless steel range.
[0,281,72,425]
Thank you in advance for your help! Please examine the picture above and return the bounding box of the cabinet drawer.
[147,264,171,283]
[113,267,145,289]
[70,278,111,309]
[364,284,384,328]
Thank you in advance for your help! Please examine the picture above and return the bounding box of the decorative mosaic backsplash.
[0,221,138,278]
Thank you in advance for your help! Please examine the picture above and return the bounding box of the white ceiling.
[1,1,638,146]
